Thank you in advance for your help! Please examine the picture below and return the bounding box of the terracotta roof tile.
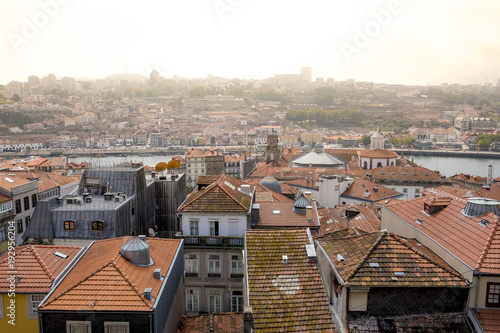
[317,205,380,235]
[256,202,319,228]
[357,148,399,158]
[246,229,335,332]
[0,245,82,293]
[179,174,252,213]
[40,237,181,312]
[316,230,469,287]
[342,179,402,202]
[473,309,500,333]
[385,196,500,272]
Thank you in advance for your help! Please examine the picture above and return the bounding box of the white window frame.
[186,289,200,313]
[27,294,45,318]
[209,220,219,236]
[66,321,92,333]
[208,289,222,313]
[185,254,198,276]
[104,321,130,333]
[208,255,221,277]
[189,219,199,236]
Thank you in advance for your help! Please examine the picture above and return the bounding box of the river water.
[68,153,500,179]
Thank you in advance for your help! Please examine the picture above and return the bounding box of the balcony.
[176,233,244,249]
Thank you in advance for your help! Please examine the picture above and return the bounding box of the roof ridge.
[344,231,385,282]
[42,262,113,308]
[111,261,153,308]
[390,234,469,283]
[30,245,55,281]
[179,181,218,210]
[477,218,500,270]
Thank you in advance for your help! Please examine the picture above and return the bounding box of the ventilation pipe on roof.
[154,268,162,280]
[144,287,153,300]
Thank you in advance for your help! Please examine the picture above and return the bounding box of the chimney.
[373,187,378,193]
[488,164,493,186]
[282,255,288,264]
[304,191,312,203]
[241,184,251,195]
[306,205,313,221]
[154,268,162,280]
[144,288,153,300]
[244,306,253,333]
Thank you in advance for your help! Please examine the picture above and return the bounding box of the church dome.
[300,145,311,152]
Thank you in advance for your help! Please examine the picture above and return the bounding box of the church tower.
[370,127,385,150]
[266,133,280,164]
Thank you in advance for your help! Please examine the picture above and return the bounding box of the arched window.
[64,220,75,230]
[363,161,368,169]
[92,221,104,231]
[377,162,382,168]
[390,161,394,166]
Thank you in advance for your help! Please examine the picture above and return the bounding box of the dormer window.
[92,221,104,230]
[64,220,75,230]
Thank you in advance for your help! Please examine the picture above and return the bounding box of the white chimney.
[306,205,313,221]
[241,184,251,195]
[154,268,162,280]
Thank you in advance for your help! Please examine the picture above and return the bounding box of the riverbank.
[393,149,500,159]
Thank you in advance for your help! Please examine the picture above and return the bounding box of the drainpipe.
[474,270,481,314]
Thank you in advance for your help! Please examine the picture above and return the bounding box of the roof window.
[479,219,490,227]
[415,218,424,224]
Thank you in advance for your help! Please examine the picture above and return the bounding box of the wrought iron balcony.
[176,233,244,249]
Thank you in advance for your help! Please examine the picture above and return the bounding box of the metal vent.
[120,237,153,267]
[462,198,500,217]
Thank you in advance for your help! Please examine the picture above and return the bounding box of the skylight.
[369,262,380,268]
[273,209,281,214]
[415,218,424,224]
[54,251,68,259]
[394,271,405,276]
[4,177,14,183]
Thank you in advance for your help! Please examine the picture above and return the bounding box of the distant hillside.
[104,73,147,82]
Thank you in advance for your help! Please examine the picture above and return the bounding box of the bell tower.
[266,133,280,164]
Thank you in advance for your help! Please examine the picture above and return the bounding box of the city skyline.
[2,0,500,86]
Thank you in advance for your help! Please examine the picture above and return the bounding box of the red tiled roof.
[357,148,399,158]
[385,196,500,272]
[473,309,500,333]
[40,237,181,312]
[179,174,252,213]
[177,313,243,333]
[316,230,469,287]
[342,179,402,201]
[246,229,335,332]
[371,166,442,181]
[0,245,82,293]
[256,202,319,228]
[317,205,380,235]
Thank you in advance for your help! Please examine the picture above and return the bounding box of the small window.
[185,254,199,277]
[15,199,21,214]
[232,290,243,312]
[25,216,30,228]
[0,225,5,242]
[64,221,75,230]
[24,196,30,211]
[131,207,135,216]
[17,219,23,233]
[104,322,130,333]
[403,188,408,194]
[186,289,200,313]
[29,294,45,317]
[66,321,91,333]
[92,221,103,230]
[32,194,38,207]
[487,283,500,307]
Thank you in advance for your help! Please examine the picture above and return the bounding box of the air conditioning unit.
[66,198,74,204]
[74,198,83,205]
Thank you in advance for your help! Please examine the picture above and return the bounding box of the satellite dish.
[167,160,180,169]
[148,228,156,237]
[155,162,168,172]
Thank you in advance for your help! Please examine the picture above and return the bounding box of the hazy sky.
[1,0,499,86]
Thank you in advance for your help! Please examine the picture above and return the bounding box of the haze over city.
[2,0,500,86]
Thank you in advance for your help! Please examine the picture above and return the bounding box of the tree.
[477,138,492,151]
[362,134,371,147]
[190,86,207,98]
[402,137,415,147]
[12,94,20,102]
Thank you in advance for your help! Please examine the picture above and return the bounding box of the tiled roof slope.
[179,174,252,213]
[177,313,243,333]
[40,237,181,311]
[0,245,81,293]
[317,204,380,235]
[357,148,399,158]
[385,196,500,272]
[246,229,335,332]
[317,230,469,287]
[341,179,402,201]
[256,202,319,228]
[473,309,500,333]
[371,166,442,181]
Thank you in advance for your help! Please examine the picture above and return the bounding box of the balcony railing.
[176,233,244,249]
